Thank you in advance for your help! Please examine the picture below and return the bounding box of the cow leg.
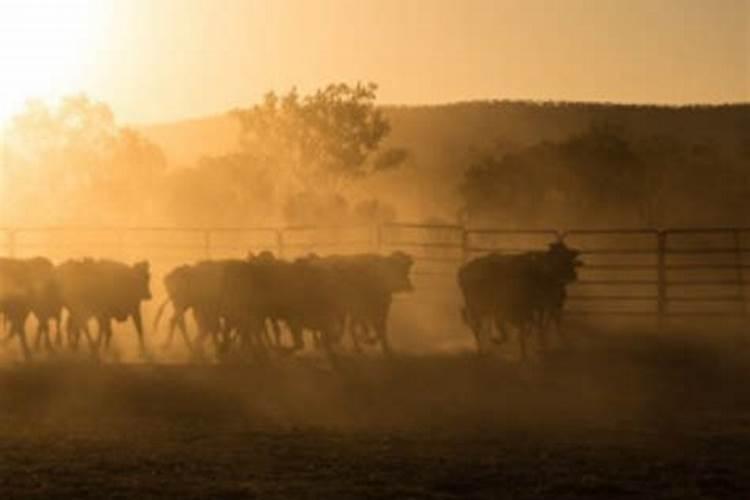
[42,321,53,352]
[1,319,15,347]
[372,315,393,357]
[235,325,250,359]
[312,330,322,350]
[205,325,222,359]
[64,316,77,351]
[6,313,31,361]
[64,315,79,351]
[105,321,115,351]
[271,320,298,356]
[36,320,53,353]
[349,318,364,354]
[14,320,32,362]
[463,306,485,354]
[193,321,214,362]
[261,318,284,353]
[176,314,193,353]
[286,321,305,352]
[53,316,63,349]
[354,317,377,346]
[189,311,208,358]
[164,312,191,353]
[214,323,233,360]
[80,322,98,356]
[518,323,529,361]
[259,318,278,348]
[131,308,148,358]
[250,317,270,361]
[41,321,52,352]
[215,324,230,358]
[249,325,264,359]
[202,313,230,361]
[33,322,44,352]
[267,318,283,348]
[262,319,276,349]
[94,316,111,353]
[224,320,238,354]
[319,330,340,370]
[234,318,257,361]
[492,314,509,344]
[274,319,286,349]
[161,313,178,350]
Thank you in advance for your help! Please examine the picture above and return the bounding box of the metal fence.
[1,224,749,326]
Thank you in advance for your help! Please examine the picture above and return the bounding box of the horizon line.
[130,97,750,127]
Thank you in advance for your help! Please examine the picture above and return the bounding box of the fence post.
[733,229,747,319]
[203,230,212,260]
[657,230,667,333]
[373,224,383,254]
[276,229,285,259]
[461,227,470,263]
[7,229,16,258]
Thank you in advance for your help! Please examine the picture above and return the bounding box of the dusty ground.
[1,330,750,499]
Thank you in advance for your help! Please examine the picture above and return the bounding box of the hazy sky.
[1,0,748,123]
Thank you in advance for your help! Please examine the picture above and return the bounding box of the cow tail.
[152,298,172,333]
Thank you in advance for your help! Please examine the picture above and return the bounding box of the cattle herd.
[0,242,581,364]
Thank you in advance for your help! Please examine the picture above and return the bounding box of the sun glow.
[0,0,111,124]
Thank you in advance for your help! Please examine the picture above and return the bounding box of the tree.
[561,123,648,221]
[161,152,276,227]
[3,95,165,225]
[231,82,407,196]
[459,123,652,227]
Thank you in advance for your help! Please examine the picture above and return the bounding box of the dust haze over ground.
[0,90,748,497]
[1,228,750,496]
[0,223,748,496]
[2,323,750,498]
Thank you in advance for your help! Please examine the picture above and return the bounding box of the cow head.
[546,241,582,283]
[132,260,152,300]
[383,251,415,293]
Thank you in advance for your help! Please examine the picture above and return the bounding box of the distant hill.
[137,100,749,164]
[136,101,749,221]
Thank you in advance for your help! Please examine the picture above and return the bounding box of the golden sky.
[0,0,748,124]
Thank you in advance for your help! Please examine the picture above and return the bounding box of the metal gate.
[1,224,748,326]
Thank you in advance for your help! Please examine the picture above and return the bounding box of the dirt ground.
[1,330,750,499]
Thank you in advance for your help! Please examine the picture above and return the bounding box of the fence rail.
[1,224,749,326]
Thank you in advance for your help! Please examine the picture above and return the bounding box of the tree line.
[1,87,747,229]
[0,84,405,228]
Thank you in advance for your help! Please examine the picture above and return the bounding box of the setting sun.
[0,0,111,123]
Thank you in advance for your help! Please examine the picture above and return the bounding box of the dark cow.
[26,257,63,352]
[313,252,414,355]
[0,257,62,360]
[56,258,152,357]
[155,259,243,357]
[155,250,414,363]
[0,258,36,360]
[154,264,193,351]
[458,241,581,359]
[219,253,348,361]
